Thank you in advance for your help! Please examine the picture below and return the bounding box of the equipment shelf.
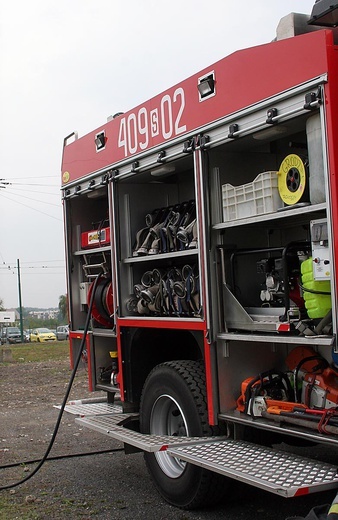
[73,245,111,256]
[92,328,116,338]
[213,202,326,230]
[219,410,338,447]
[217,332,335,346]
[122,249,198,264]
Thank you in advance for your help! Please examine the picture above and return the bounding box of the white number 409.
[118,87,186,157]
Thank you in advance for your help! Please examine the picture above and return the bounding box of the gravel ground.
[1,358,338,520]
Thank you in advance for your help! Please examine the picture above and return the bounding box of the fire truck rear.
[60,1,338,510]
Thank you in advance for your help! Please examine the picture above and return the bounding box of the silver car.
[56,325,69,341]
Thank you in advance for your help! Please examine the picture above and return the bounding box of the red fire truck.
[61,1,338,510]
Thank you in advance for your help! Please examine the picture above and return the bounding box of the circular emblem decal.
[277,154,306,205]
[62,171,70,184]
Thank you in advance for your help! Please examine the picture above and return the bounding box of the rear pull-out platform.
[61,400,221,452]
[168,441,338,497]
[60,400,338,498]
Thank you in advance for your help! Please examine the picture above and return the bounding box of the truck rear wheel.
[140,360,227,509]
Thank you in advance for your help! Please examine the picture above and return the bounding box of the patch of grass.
[0,494,39,520]
[0,493,94,520]
[0,341,70,364]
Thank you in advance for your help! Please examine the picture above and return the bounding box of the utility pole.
[17,259,24,342]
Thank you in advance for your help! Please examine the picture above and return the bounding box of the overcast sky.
[0,0,316,309]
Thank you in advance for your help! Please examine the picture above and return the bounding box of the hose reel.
[87,275,114,327]
[277,154,307,205]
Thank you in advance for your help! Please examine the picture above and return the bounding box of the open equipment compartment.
[206,83,336,441]
[114,154,201,319]
[63,179,118,394]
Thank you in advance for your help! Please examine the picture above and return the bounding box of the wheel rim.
[150,394,189,478]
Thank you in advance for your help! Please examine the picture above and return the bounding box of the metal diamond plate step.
[75,413,223,452]
[55,401,123,416]
[58,401,338,497]
[168,440,338,497]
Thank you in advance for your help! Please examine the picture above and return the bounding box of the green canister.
[301,258,331,319]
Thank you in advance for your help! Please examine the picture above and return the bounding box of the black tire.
[140,360,228,509]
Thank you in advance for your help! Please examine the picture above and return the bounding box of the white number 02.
[118,87,186,157]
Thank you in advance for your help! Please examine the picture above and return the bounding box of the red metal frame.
[62,30,334,185]
[322,48,338,328]
[116,318,205,330]
[116,320,208,407]
[69,331,93,391]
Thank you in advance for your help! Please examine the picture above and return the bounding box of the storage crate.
[222,171,283,221]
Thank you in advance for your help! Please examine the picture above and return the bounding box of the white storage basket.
[222,171,283,221]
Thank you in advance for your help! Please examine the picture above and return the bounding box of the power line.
[0,178,59,187]
[5,182,60,187]
[1,188,61,207]
[0,259,65,266]
[20,259,65,264]
[0,265,65,270]
[0,191,62,221]
[4,186,61,196]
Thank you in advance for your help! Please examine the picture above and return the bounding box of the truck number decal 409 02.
[118,87,187,156]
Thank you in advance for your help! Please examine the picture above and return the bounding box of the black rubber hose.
[298,282,331,295]
[0,447,124,470]
[0,274,101,490]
